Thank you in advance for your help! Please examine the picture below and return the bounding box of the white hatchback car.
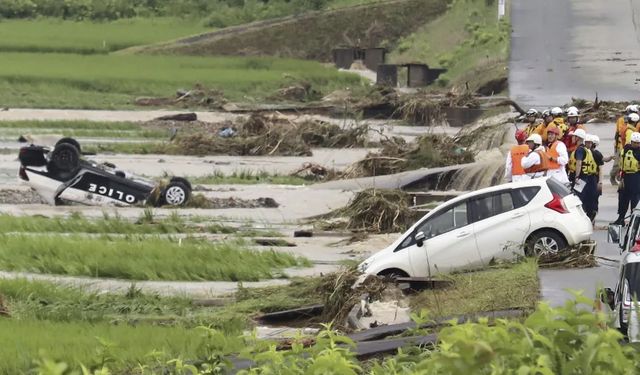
[359,177,593,278]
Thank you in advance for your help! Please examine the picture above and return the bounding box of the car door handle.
[457,231,471,238]
[512,212,525,218]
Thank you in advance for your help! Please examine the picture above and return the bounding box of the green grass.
[389,0,509,92]
[0,234,308,281]
[0,212,233,235]
[0,120,166,139]
[410,260,539,318]
[0,319,216,374]
[0,18,210,54]
[0,53,363,108]
[0,276,318,330]
[190,170,313,185]
[1,278,195,324]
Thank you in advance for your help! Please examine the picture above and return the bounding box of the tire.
[161,181,191,206]
[55,137,81,154]
[377,268,409,279]
[50,143,80,173]
[525,230,568,257]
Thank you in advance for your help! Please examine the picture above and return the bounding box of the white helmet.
[526,134,542,145]
[526,108,539,116]
[626,104,639,113]
[585,134,597,143]
[551,107,563,116]
[565,106,578,114]
[629,113,640,123]
[631,132,640,143]
[592,135,600,145]
[567,109,579,117]
[572,128,587,139]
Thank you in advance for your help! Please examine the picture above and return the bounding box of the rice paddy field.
[0,52,362,108]
[0,18,210,54]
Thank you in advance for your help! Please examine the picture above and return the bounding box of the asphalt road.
[510,0,640,108]
[509,0,640,305]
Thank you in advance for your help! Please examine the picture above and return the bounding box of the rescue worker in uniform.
[624,113,640,146]
[585,134,605,223]
[562,109,586,154]
[551,106,568,135]
[612,132,640,225]
[504,129,530,182]
[544,125,569,184]
[535,110,560,143]
[523,109,539,136]
[521,134,549,179]
[612,105,639,185]
[568,129,599,221]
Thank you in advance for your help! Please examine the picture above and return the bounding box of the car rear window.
[512,187,541,208]
[546,178,571,198]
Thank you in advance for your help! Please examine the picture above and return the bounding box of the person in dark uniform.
[612,132,640,225]
[586,134,605,223]
[568,129,599,222]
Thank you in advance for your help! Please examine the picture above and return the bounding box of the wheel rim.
[165,186,186,205]
[533,236,559,256]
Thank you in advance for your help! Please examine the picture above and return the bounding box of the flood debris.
[538,241,597,269]
[186,194,279,209]
[134,84,227,109]
[339,189,416,233]
[342,133,474,178]
[569,96,630,122]
[154,112,198,122]
[290,162,339,181]
[163,113,370,156]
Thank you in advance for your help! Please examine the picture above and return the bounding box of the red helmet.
[515,129,527,143]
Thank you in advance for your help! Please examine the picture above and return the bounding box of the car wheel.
[50,143,80,172]
[525,230,568,256]
[377,268,409,279]
[162,181,191,206]
[55,137,81,154]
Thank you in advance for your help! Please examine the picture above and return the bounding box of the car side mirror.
[415,231,426,247]
[600,287,615,310]
[608,224,621,245]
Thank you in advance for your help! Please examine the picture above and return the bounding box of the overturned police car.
[18,138,192,207]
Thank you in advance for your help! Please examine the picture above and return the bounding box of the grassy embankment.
[389,0,510,93]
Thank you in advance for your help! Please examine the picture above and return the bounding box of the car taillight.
[18,167,29,181]
[632,239,640,253]
[544,193,568,214]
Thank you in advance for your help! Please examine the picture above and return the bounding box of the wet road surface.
[510,0,640,108]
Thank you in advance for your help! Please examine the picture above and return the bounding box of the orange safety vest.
[547,141,561,170]
[510,144,529,176]
[524,149,550,174]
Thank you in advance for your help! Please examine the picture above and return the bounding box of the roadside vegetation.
[389,0,510,93]
[0,234,307,281]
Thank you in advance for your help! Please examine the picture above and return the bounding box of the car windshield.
[625,262,640,302]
